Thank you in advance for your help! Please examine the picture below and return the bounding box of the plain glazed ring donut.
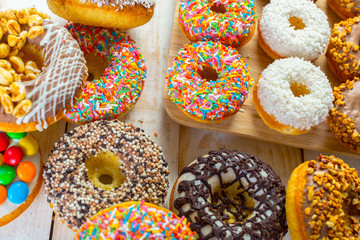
[178,0,256,47]
[44,120,169,230]
[287,154,360,239]
[328,0,360,19]
[328,78,360,153]
[253,57,333,135]
[0,8,87,132]
[63,23,146,124]
[75,201,195,239]
[326,17,360,82]
[259,0,330,61]
[170,149,287,239]
[166,41,252,122]
[47,0,155,29]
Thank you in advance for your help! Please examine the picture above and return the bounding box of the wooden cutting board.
[163,0,360,158]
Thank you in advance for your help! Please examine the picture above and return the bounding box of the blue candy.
[8,182,29,204]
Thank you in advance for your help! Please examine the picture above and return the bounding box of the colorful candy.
[0,185,6,205]
[0,153,4,166]
[6,132,26,139]
[4,146,23,166]
[0,165,15,185]
[19,136,39,156]
[8,181,29,204]
[0,132,9,151]
[17,161,37,183]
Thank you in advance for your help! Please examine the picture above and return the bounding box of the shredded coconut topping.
[80,0,155,8]
[257,58,333,130]
[259,0,330,61]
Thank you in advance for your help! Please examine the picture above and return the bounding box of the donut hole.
[85,151,125,191]
[198,65,218,81]
[209,1,227,14]
[211,182,255,223]
[290,82,310,97]
[84,53,107,81]
[288,16,305,30]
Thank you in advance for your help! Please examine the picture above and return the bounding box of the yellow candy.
[19,135,39,156]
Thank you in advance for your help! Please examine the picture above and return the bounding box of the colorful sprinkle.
[64,23,146,123]
[166,41,252,121]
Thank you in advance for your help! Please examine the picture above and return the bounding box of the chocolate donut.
[44,120,169,229]
[170,149,287,239]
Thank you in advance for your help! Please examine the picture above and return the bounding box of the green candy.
[6,132,27,139]
[0,165,15,185]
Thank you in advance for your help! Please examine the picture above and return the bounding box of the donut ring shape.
[178,0,256,47]
[255,58,333,132]
[44,120,169,229]
[170,149,287,239]
[259,0,330,61]
[166,41,252,122]
[64,23,146,124]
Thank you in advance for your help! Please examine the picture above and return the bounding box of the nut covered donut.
[0,9,87,132]
[64,23,146,124]
[178,0,256,47]
[259,0,330,61]
[44,120,169,230]
[254,58,333,135]
[287,154,360,239]
[166,41,252,122]
[327,17,360,82]
[170,149,288,239]
[328,0,360,19]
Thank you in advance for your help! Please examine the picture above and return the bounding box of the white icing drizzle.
[80,0,155,9]
[15,20,87,131]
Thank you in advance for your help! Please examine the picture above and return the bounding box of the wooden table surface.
[0,0,359,239]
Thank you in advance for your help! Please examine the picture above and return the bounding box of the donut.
[63,23,146,124]
[286,154,360,239]
[166,41,252,122]
[170,149,288,239]
[0,132,43,227]
[326,17,360,83]
[44,120,169,230]
[328,0,360,19]
[253,58,333,135]
[75,201,195,239]
[259,0,330,61]
[46,0,155,29]
[0,8,87,132]
[327,78,360,153]
[178,0,256,47]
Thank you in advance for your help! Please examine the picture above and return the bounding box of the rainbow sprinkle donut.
[75,201,195,240]
[166,41,252,122]
[178,0,256,47]
[64,23,146,123]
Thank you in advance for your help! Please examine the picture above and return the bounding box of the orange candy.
[0,185,6,205]
[17,161,36,182]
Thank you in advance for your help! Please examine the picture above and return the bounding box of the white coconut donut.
[259,0,330,61]
[253,58,333,135]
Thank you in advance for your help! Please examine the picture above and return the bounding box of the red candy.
[0,133,9,152]
[0,185,6,205]
[17,161,36,182]
[4,146,23,166]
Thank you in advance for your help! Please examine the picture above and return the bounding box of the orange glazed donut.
[46,0,155,29]
[0,8,87,132]
[287,154,360,239]
[326,17,360,82]
[328,0,360,19]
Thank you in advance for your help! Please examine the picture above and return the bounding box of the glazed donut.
[253,58,333,135]
[63,23,146,124]
[44,120,169,230]
[170,149,287,239]
[259,0,330,61]
[75,201,195,239]
[0,8,87,132]
[178,0,256,47]
[328,78,360,153]
[287,154,360,239]
[47,0,155,29]
[166,41,252,122]
[328,0,360,19]
[0,132,43,227]
[326,17,360,82]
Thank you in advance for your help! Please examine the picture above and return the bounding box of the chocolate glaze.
[172,149,287,240]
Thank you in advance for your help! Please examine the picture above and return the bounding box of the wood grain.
[163,0,360,158]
